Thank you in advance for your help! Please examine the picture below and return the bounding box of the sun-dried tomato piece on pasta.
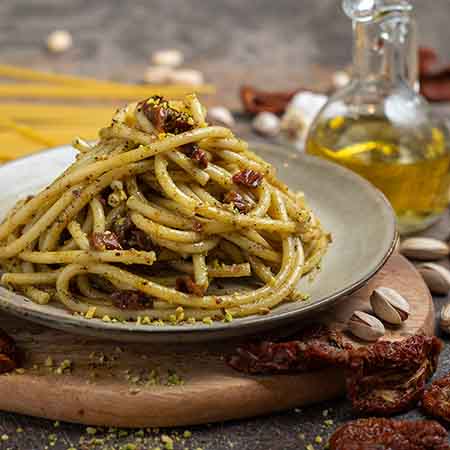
[91,231,123,251]
[111,290,153,310]
[175,276,206,297]
[232,169,264,188]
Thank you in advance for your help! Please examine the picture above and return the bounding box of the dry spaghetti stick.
[0,83,215,100]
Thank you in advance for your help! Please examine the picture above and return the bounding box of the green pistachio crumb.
[86,427,97,435]
[183,430,192,438]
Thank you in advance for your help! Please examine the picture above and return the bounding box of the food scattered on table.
[252,111,281,137]
[347,310,385,342]
[399,237,450,261]
[0,94,329,323]
[369,287,410,325]
[280,91,328,146]
[143,66,174,84]
[346,335,442,415]
[419,47,450,102]
[227,324,352,374]
[240,85,298,115]
[167,68,205,86]
[0,329,18,374]
[46,29,73,53]
[151,49,184,68]
[207,106,235,128]
[422,374,450,422]
[331,70,350,89]
[418,262,450,295]
[329,418,450,450]
[440,303,450,334]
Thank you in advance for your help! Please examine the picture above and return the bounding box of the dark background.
[1,1,450,449]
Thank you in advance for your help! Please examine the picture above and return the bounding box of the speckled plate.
[0,143,396,342]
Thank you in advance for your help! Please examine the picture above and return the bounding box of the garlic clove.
[418,263,450,295]
[167,69,204,86]
[143,66,174,84]
[207,106,235,128]
[151,49,184,68]
[46,30,73,53]
[399,237,449,261]
[370,287,410,325]
[252,112,281,137]
[348,310,385,341]
[332,70,351,88]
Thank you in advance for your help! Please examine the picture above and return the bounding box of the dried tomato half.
[91,231,123,251]
[347,335,442,416]
[111,290,153,310]
[227,324,352,374]
[182,143,208,169]
[138,96,194,134]
[232,169,264,188]
[0,329,18,374]
[329,418,450,450]
[175,276,205,296]
[422,374,450,422]
[223,191,250,213]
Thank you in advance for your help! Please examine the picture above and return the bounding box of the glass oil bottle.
[306,0,450,234]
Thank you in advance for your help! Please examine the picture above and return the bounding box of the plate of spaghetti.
[0,95,396,342]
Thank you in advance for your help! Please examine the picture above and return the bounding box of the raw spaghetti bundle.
[0,95,329,323]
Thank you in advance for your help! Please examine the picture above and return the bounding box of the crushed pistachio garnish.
[45,356,54,367]
[202,317,213,325]
[102,315,111,322]
[85,306,97,319]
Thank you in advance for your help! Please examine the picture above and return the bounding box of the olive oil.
[306,116,450,234]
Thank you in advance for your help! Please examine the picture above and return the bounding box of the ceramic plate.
[0,144,396,342]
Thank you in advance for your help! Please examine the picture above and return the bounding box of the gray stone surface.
[0,0,450,448]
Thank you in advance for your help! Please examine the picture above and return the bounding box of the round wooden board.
[0,253,435,428]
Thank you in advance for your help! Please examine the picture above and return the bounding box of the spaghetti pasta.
[0,94,330,323]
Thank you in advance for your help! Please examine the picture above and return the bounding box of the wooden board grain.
[0,253,434,428]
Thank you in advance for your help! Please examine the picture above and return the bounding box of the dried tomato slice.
[240,85,299,115]
[111,217,153,251]
[347,335,442,416]
[111,290,153,310]
[232,169,264,188]
[91,231,123,251]
[139,96,194,134]
[227,324,352,374]
[422,374,450,422]
[223,191,250,213]
[0,329,18,374]
[175,276,205,296]
[182,143,208,169]
[329,418,450,450]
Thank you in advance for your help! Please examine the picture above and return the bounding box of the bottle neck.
[352,10,418,89]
